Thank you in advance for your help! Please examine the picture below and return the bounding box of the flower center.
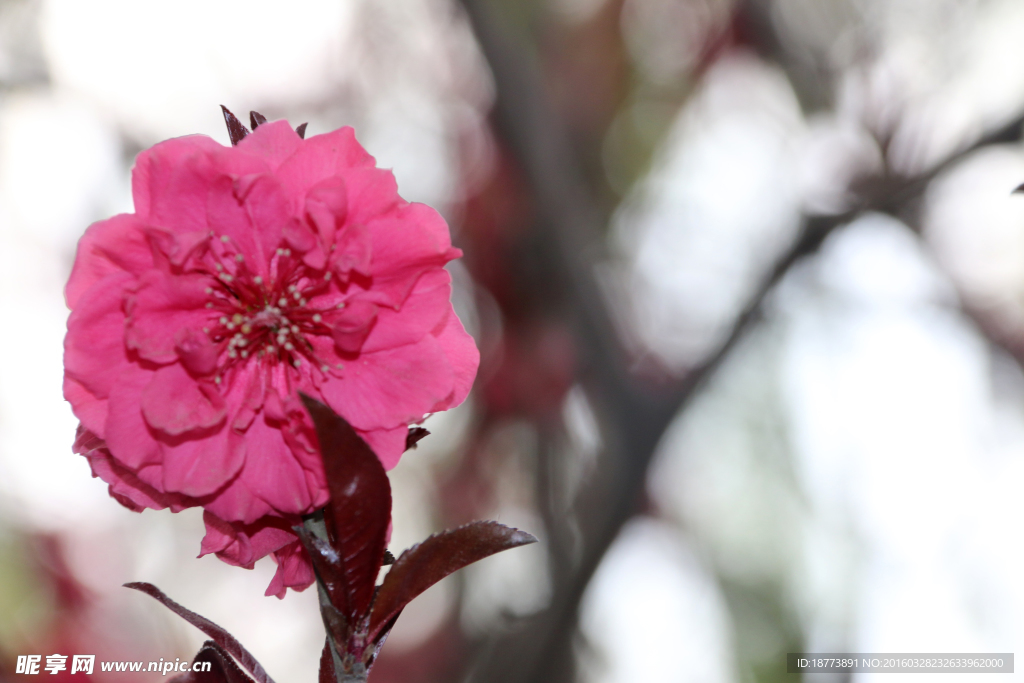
[198,238,344,383]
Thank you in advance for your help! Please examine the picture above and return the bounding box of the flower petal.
[199,511,295,569]
[175,328,220,376]
[77,429,193,513]
[430,306,480,412]
[275,126,376,198]
[64,271,132,399]
[331,300,378,354]
[239,416,315,515]
[366,202,462,307]
[159,424,244,498]
[361,269,453,353]
[126,270,216,364]
[65,214,152,308]
[141,364,226,436]
[266,541,315,598]
[359,425,409,471]
[64,376,108,437]
[104,363,161,470]
[319,335,454,431]
[234,120,302,171]
[132,135,226,232]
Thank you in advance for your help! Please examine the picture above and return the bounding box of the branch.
[457,1,1024,682]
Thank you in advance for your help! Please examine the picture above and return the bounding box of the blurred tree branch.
[457,0,1024,681]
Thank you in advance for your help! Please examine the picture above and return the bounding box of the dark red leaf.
[1014,182,1024,194]
[318,640,335,683]
[169,642,256,683]
[220,106,249,145]
[300,394,392,621]
[382,549,396,565]
[292,523,350,632]
[296,123,308,139]
[405,427,429,450]
[124,582,274,683]
[249,111,268,129]
[367,521,536,642]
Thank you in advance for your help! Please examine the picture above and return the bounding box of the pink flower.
[64,120,478,597]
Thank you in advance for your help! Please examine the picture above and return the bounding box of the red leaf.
[124,582,274,683]
[249,111,268,130]
[300,394,392,621]
[405,427,430,450]
[367,521,536,642]
[169,641,256,683]
[318,640,335,683]
[220,106,249,146]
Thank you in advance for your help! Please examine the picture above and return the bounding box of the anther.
[312,314,322,323]
[220,235,230,243]
[278,298,288,307]
[253,276,263,285]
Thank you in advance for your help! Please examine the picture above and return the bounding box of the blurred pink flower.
[64,120,478,597]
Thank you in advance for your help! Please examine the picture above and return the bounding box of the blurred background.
[1,0,1024,681]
